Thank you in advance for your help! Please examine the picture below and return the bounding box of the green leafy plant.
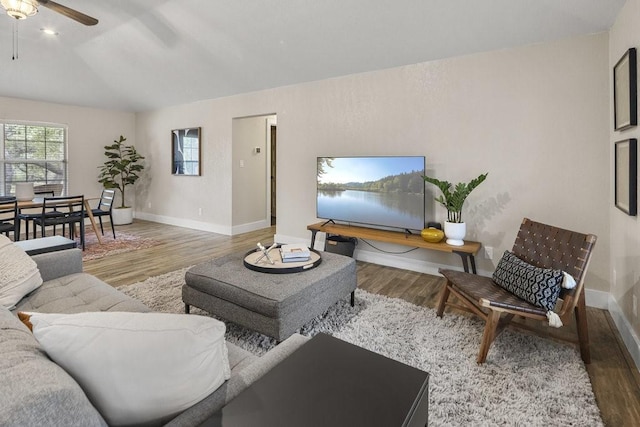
[423,173,488,223]
[98,135,145,209]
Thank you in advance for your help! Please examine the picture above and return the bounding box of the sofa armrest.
[164,333,310,427]
[226,334,310,400]
[32,249,83,282]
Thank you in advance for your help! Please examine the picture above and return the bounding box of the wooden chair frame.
[436,218,597,364]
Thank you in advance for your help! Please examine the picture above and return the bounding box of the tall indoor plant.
[98,135,145,225]
[423,172,488,245]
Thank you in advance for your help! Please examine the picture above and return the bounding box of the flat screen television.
[316,156,426,232]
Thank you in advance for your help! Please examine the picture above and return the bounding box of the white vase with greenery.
[97,135,145,225]
[423,173,488,246]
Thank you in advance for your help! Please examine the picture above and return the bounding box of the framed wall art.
[172,127,201,176]
[613,48,637,131]
[614,138,637,216]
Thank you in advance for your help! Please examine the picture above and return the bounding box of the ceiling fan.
[1,0,98,26]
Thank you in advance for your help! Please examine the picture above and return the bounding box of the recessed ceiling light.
[41,28,58,36]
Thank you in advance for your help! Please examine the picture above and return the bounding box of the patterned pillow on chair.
[492,250,563,311]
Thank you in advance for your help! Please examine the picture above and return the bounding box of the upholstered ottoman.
[182,250,357,341]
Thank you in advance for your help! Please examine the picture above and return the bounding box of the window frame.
[0,121,69,197]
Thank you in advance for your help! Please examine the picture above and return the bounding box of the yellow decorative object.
[421,228,444,243]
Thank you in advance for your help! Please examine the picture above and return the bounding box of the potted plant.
[98,135,145,225]
[423,172,488,246]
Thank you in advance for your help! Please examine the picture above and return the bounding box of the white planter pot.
[444,221,466,246]
[112,207,133,225]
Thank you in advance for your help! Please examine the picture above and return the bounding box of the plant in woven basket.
[98,136,145,209]
[423,173,488,223]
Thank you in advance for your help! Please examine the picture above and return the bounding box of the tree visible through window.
[1,122,67,196]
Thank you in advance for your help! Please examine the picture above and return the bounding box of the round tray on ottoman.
[243,246,322,274]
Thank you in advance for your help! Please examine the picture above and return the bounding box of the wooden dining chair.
[0,197,19,240]
[86,189,116,238]
[32,195,85,249]
[436,218,597,364]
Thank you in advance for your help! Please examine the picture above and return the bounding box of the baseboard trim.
[135,212,231,235]
[231,220,270,235]
[135,213,271,236]
[608,296,640,371]
[584,288,609,310]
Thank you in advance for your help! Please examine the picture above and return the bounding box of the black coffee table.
[200,333,429,427]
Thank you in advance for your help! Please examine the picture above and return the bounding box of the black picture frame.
[614,48,637,131]
[171,127,201,176]
[615,138,637,216]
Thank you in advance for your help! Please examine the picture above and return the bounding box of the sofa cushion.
[0,235,43,309]
[0,307,106,426]
[13,273,150,313]
[22,311,231,427]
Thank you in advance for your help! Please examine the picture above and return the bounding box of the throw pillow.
[0,235,43,309]
[19,311,230,426]
[492,250,563,312]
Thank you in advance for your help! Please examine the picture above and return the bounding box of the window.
[1,122,68,196]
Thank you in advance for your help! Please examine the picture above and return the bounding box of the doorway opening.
[267,117,277,225]
[230,114,277,234]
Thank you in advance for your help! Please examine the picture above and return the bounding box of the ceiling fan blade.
[37,0,98,26]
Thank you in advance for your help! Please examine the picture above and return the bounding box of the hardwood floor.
[83,220,640,426]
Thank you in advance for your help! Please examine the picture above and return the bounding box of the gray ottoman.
[182,250,357,341]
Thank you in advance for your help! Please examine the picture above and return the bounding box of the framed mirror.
[172,127,201,176]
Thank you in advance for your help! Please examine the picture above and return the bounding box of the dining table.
[17,197,103,245]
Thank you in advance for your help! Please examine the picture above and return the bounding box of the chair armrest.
[32,249,83,282]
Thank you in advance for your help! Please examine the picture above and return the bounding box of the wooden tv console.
[307,221,481,274]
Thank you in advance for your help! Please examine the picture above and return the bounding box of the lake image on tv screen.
[317,157,425,231]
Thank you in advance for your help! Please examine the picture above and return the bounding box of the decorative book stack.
[279,244,311,263]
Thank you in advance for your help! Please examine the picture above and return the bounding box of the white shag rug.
[120,268,603,426]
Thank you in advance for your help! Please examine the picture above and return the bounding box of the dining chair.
[32,195,85,249]
[86,189,116,239]
[33,184,63,196]
[18,190,55,240]
[0,197,19,240]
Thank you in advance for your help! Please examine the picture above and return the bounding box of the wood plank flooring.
[83,220,640,426]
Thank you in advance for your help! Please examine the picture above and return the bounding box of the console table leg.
[350,291,355,307]
[469,255,477,274]
[310,231,318,250]
[453,252,477,274]
[185,304,190,314]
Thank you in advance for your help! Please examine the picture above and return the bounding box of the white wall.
[609,0,640,367]
[0,96,135,202]
[135,100,238,234]
[136,32,610,297]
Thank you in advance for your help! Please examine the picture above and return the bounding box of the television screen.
[317,156,425,231]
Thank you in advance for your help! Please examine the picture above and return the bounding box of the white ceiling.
[0,0,626,112]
